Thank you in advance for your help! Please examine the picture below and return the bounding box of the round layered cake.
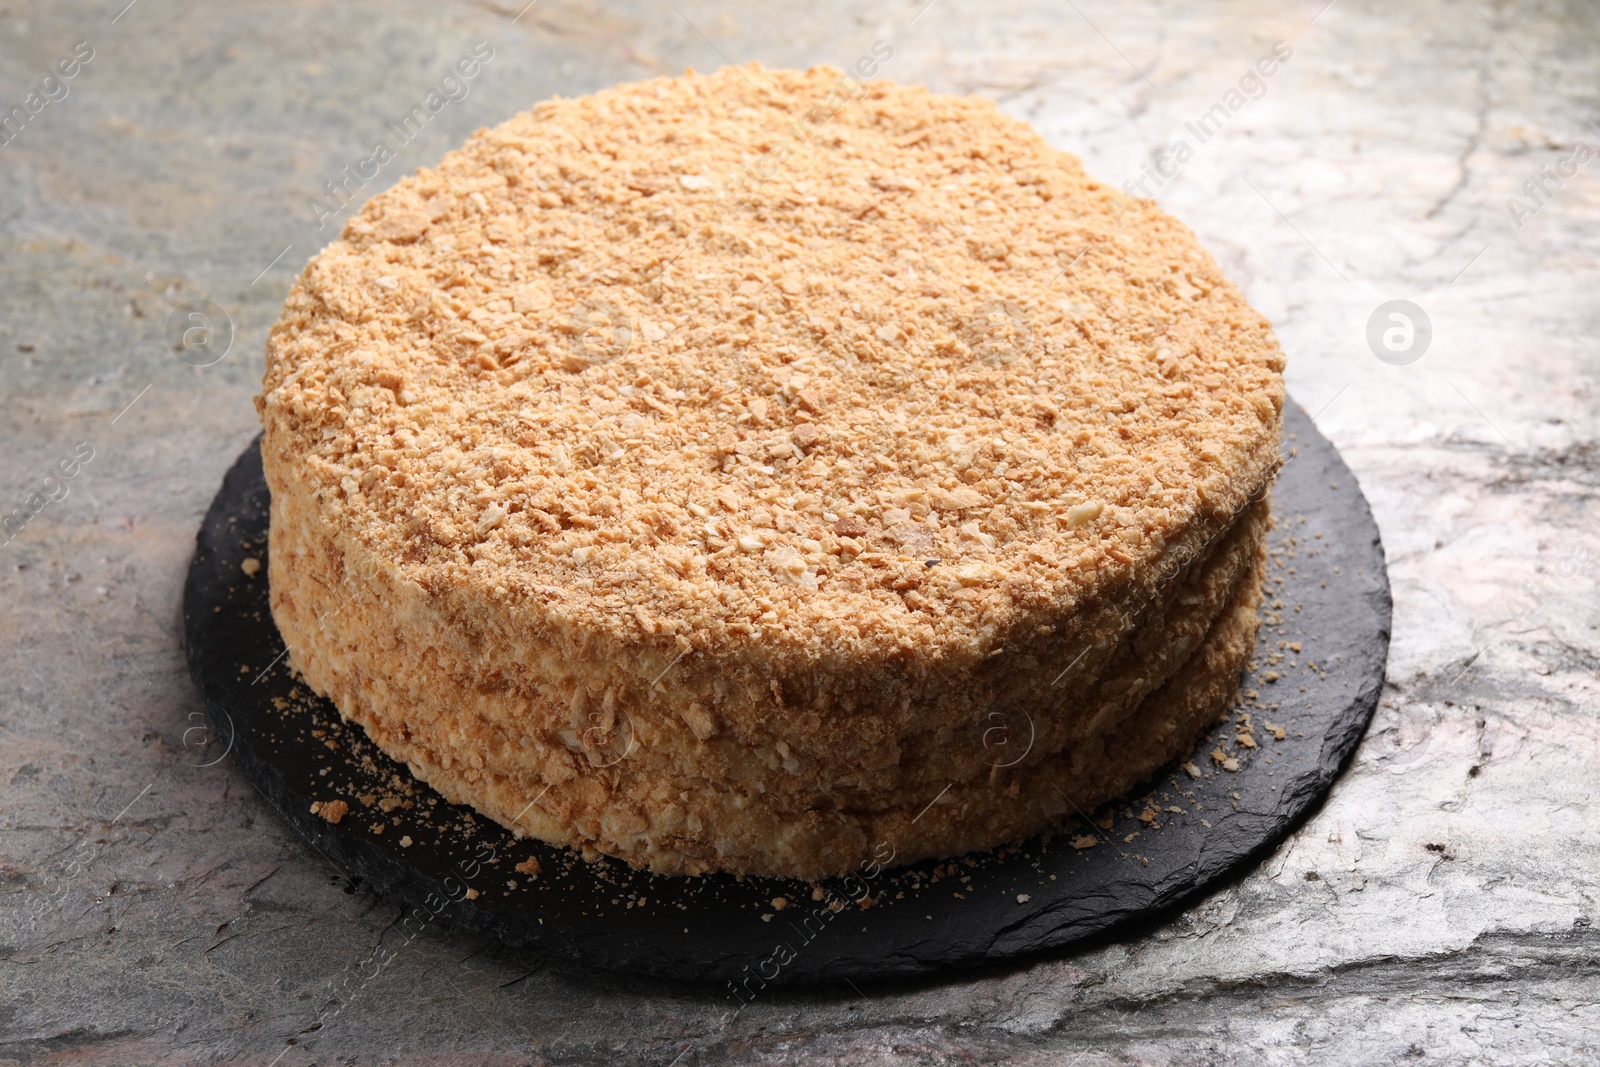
[257,66,1284,880]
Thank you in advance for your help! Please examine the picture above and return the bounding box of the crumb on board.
[310,799,348,824]
[514,856,542,878]
[240,557,262,577]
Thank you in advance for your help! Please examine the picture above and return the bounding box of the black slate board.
[182,401,1389,987]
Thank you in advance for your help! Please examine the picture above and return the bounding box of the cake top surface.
[259,64,1284,663]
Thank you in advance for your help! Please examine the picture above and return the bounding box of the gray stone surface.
[1,0,1596,1063]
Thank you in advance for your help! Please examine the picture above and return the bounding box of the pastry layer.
[267,457,1267,877]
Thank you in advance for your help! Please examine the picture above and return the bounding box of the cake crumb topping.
[259,64,1283,665]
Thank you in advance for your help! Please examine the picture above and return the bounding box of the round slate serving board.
[183,400,1389,987]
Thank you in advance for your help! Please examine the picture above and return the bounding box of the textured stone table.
[2,0,1597,1063]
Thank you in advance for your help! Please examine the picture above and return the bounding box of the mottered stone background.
[1,0,1597,1062]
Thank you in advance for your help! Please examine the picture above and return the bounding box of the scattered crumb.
[1016,893,1031,904]
[240,557,262,577]
[466,887,480,900]
[771,896,788,911]
[310,799,348,824]
[1183,761,1201,778]
[399,835,413,847]
[515,856,542,878]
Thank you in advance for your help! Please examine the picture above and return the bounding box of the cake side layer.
[267,429,1267,877]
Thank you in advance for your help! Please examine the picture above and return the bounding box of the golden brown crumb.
[311,799,348,825]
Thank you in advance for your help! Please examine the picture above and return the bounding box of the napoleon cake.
[257,65,1285,880]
